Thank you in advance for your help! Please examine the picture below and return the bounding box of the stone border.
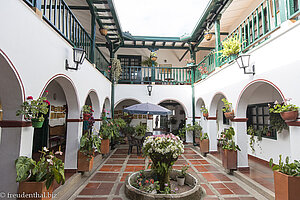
[125,169,204,200]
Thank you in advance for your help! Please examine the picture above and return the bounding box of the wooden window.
[117,55,141,66]
[247,103,277,140]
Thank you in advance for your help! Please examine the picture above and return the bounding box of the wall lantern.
[236,55,255,75]
[65,47,86,70]
[147,84,153,96]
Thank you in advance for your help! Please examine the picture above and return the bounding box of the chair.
[127,135,141,155]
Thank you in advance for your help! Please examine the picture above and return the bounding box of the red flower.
[27,96,33,100]
[91,109,94,112]
[44,100,50,105]
[45,90,49,93]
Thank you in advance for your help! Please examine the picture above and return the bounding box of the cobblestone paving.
[73,145,264,200]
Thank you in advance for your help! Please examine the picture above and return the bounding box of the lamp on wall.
[147,84,153,96]
[65,47,86,70]
[236,55,255,75]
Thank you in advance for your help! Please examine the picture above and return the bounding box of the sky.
[114,0,210,37]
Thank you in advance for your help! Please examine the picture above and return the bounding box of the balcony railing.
[195,0,282,82]
[119,66,192,85]
[24,0,110,78]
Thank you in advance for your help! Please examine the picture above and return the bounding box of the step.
[206,153,275,200]
[53,153,106,200]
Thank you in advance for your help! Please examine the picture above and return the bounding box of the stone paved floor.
[72,145,266,200]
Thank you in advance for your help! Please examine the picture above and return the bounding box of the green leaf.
[15,156,35,182]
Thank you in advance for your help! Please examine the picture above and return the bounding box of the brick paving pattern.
[74,145,261,200]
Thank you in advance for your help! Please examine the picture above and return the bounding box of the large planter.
[280,111,298,122]
[31,119,44,128]
[101,139,110,154]
[125,169,204,200]
[18,180,53,200]
[224,111,235,120]
[83,113,91,121]
[222,149,237,170]
[77,151,94,172]
[199,139,209,154]
[273,170,300,200]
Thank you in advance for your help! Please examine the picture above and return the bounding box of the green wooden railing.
[195,0,282,82]
[287,0,300,19]
[119,66,191,85]
[24,0,110,78]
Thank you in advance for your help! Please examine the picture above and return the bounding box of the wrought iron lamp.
[147,84,153,96]
[65,47,86,70]
[236,55,255,75]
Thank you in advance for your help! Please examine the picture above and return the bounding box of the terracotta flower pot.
[101,139,110,154]
[83,113,91,121]
[280,111,298,122]
[151,57,157,61]
[203,113,208,119]
[200,139,209,154]
[18,180,53,200]
[195,137,200,145]
[222,149,237,170]
[204,32,213,41]
[77,151,94,172]
[273,170,300,200]
[224,111,235,120]
[99,28,108,36]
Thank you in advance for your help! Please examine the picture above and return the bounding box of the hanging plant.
[270,112,288,133]
[218,35,245,58]
[110,58,122,83]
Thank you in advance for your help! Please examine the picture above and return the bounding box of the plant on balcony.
[142,134,184,192]
[15,147,65,194]
[16,92,49,128]
[218,35,244,59]
[200,105,208,119]
[269,155,300,200]
[269,99,299,122]
[221,98,234,119]
[141,57,158,67]
[110,58,122,83]
[78,132,101,172]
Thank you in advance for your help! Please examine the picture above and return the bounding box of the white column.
[64,121,82,169]
[233,122,249,168]
[289,126,300,160]
[185,118,193,143]
[207,120,218,151]
[19,126,35,157]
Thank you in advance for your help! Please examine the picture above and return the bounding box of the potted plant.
[269,155,300,200]
[142,134,184,191]
[222,98,234,120]
[99,27,108,36]
[135,124,147,137]
[150,52,157,61]
[99,119,118,154]
[185,122,203,145]
[221,127,241,171]
[200,105,208,119]
[269,99,299,122]
[177,164,189,186]
[199,133,209,155]
[198,65,208,79]
[82,105,93,121]
[110,58,123,83]
[218,35,244,62]
[16,93,50,128]
[78,132,101,172]
[15,147,65,199]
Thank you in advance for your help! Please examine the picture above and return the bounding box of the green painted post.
[278,0,288,22]
[189,48,196,145]
[110,45,115,119]
[90,14,96,63]
[151,60,155,82]
[214,15,221,68]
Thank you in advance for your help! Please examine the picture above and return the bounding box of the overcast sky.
[114,0,210,37]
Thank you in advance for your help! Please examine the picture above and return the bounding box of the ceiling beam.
[179,50,189,62]
[118,45,189,50]
[66,6,90,10]
[91,0,108,4]
[96,16,113,20]
[95,8,110,12]
[195,46,215,52]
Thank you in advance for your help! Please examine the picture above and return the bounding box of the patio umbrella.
[123,103,172,115]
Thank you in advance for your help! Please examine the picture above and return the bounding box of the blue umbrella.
[123,103,172,115]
